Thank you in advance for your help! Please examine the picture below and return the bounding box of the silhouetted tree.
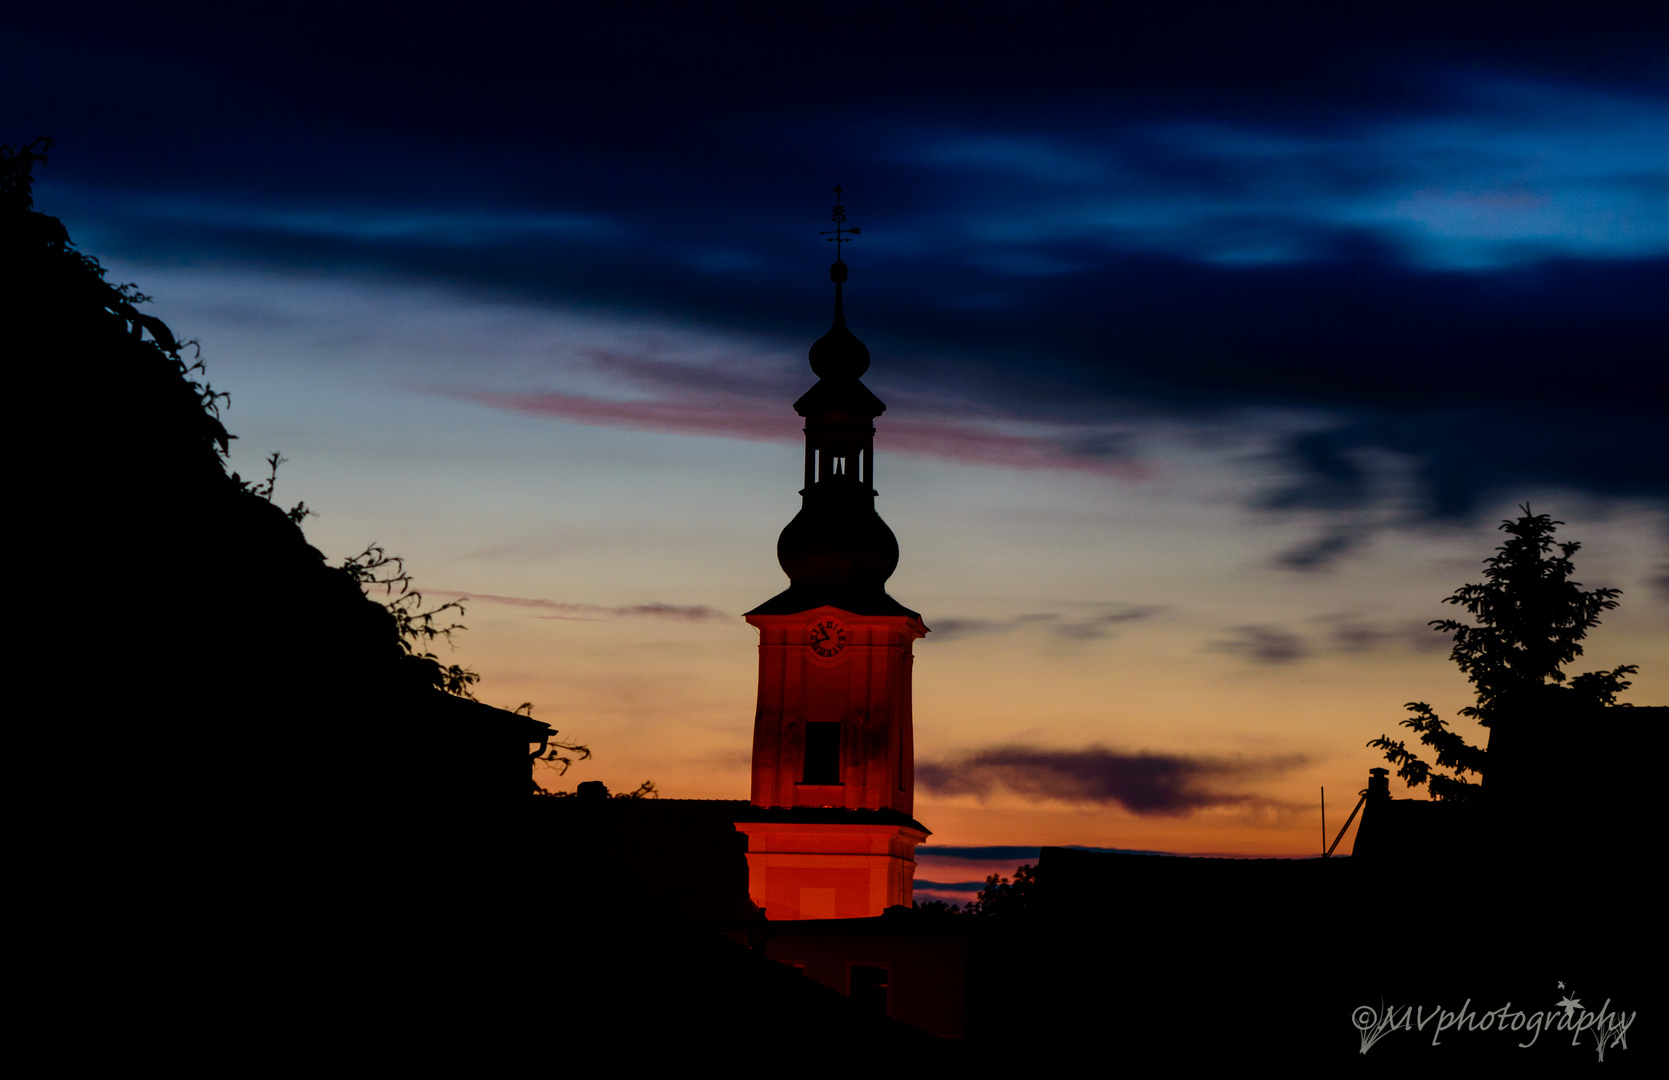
[1369,507,1637,801]
[967,864,1037,919]
[5,138,575,820]
[336,541,485,697]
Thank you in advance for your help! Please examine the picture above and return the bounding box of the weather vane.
[820,185,860,258]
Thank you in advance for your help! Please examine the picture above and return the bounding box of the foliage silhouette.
[511,701,597,792]
[243,451,312,524]
[5,138,575,806]
[1368,507,1637,801]
[941,868,1028,914]
[532,778,659,799]
[908,865,1038,919]
[337,542,482,698]
[967,863,1037,919]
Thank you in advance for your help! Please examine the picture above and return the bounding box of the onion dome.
[747,253,918,620]
[808,261,870,380]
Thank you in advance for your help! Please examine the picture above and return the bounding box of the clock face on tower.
[808,617,849,659]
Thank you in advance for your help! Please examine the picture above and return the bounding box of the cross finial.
[819,185,861,259]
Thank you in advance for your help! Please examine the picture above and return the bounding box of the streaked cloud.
[431,590,725,621]
[1273,529,1361,571]
[1204,617,1454,662]
[900,79,1669,269]
[915,845,1046,862]
[84,193,623,247]
[1207,625,1311,664]
[918,746,1307,815]
[452,352,1149,476]
[1318,616,1454,656]
[928,606,1164,643]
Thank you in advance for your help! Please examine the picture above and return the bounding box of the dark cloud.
[1261,402,1669,523]
[926,608,1162,643]
[1274,529,1362,572]
[1406,622,1457,654]
[1328,621,1389,654]
[918,746,1306,816]
[1315,614,1455,656]
[914,846,1044,862]
[910,880,993,893]
[13,6,1667,523]
[926,617,1041,643]
[917,844,1172,859]
[1208,625,1311,664]
[1308,617,1455,657]
[460,386,1147,475]
[1051,607,1168,640]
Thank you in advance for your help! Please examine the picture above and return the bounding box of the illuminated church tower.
[734,192,930,920]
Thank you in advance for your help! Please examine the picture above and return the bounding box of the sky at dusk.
[13,4,1667,889]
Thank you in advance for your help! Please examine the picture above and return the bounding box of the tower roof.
[752,197,917,621]
[797,261,885,416]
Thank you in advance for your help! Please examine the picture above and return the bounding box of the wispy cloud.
[918,746,1306,815]
[1273,529,1362,571]
[33,12,1666,528]
[460,389,801,444]
[430,590,725,621]
[1318,616,1453,655]
[1205,616,1454,662]
[915,845,1046,862]
[1052,606,1167,640]
[928,606,1164,643]
[449,345,1149,476]
[902,80,1669,269]
[121,197,622,247]
[1206,624,1311,664]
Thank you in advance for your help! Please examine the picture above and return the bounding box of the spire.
[746,187,915,620]
[809,186,870,381]
[819,185,861,258]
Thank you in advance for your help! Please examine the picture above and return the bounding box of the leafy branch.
[340,543,480,698]
[232,451,311,524]
[1368,702,1484,803]
[515,700,594,780]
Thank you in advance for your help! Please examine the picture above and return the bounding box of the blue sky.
[18,7,1665,521]
[13,3,1667,857]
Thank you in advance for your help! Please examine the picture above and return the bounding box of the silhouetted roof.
[794,377,886,418]
[1350,796,1476,862]
[535,796,759,921]
[1028,846,1356,928]
[734,805,930,834]
[745,583,922,619]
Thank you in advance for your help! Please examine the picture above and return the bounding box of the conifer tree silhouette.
[1369,507,1637,801]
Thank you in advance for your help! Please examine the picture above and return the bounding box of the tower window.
[803,722,841,784]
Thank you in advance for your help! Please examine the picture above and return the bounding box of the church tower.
[734,192,930,920]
